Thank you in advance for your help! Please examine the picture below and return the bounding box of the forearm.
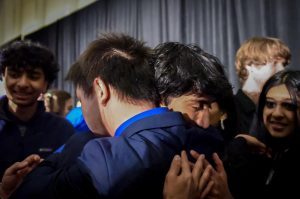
[0,182,9,199]
[224,190,235,199]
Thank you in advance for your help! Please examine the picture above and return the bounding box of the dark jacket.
[0,96,75,178]
[54,130,101,167]
[11,109,224,199]
[234,89,256,134]
[225,136,300,199]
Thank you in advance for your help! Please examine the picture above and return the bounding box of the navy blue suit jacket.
[11,111,223,199]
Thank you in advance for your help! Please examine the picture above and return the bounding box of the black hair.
[44,89,72,116]
[0,40,59,85]
[66,33,159,105]
[256,70,300,147]
[153,42,237,139]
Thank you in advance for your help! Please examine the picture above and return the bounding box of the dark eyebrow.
[32,70,43,74]
[7,66,43,73]
[26,68,43,74]
[266,96,292,101]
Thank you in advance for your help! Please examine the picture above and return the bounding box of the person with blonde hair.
[234,37,291,134]
[44,89,73,117]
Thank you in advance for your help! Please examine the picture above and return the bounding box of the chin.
[269,131,290,138]
[13,100,36,107]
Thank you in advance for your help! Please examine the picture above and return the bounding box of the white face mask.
[242,62,285,93]
[274,62,285,72]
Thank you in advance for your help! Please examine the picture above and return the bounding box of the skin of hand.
[190,151,234,199]
[0,154,41,199]
[235,134,271,157]
[163,151,213,199]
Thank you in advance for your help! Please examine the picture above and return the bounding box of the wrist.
[0,182,8,199]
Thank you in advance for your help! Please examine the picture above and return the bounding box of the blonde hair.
[235,37,291,83]
[44,89,72,117]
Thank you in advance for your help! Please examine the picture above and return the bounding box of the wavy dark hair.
[0,40,59,85]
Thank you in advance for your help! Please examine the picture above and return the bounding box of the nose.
[17,74,30,88]
[272,105,284,118]
[195,106,210,128]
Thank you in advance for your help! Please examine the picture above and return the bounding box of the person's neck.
[8,100,38,122]
[241,81,263,105]
[241,78,265,105]
[242,90,260,105]
[105,100,156,136]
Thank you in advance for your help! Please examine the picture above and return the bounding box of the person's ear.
[220,112,228,130]
[2,68,7,81]
[220,112,228,121]
[94,77,109,105]
[159,101,167,107]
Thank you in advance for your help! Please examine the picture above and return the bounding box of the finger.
[237,134,267,151]
[24,154,41,166]
[190,150,210,168]
[167,154,181,177]
[8,154,40,174]
[256,142,267,153]
[17,161,38,177]
[5,161,29,175]
[202,156,211,168]
[189,161,195,169]
[190,150,201,160]
[200,180,214,199]
[199,165,212,191]
[16,167,31,178]
[192,154,204,186]
[181,151,191,174]
[212,153,224,172]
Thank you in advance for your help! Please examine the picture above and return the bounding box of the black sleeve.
[223,136,249,166]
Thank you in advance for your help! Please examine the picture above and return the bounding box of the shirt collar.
[115,107,169,136]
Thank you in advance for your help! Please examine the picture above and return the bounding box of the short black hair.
[66,33,159,105]
[153,42,232,104]
[0,40,59,84]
